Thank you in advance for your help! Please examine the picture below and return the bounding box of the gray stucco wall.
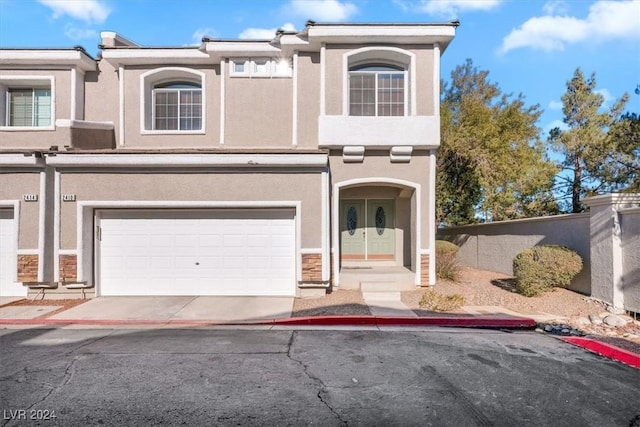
[620,208,640,312]
[437,214,591,294]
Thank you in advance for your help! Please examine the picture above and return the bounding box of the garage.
[0,208,24,297]
[97,209,297,296]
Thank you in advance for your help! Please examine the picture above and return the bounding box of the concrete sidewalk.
[47,296,295,322]
[0,295,537,330]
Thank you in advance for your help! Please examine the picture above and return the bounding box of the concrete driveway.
[48,296,294,322]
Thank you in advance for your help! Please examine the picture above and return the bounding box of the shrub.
[419,289,465,312]
[435,240,461,281]
[435,240,460,255]
[513,245,583,297]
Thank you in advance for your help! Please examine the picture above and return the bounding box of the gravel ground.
[292,290,370,317]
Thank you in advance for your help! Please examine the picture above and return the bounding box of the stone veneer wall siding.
[420,254,430,286]
[59,255,78,282]
[301,253,323,282]
[17,254,38,282]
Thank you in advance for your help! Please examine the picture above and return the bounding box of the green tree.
[548,68,629,212]
[437,59,558,225]
[598,112,640,192]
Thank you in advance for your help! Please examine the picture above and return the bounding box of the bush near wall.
[435,240,461,281]
[513,245,583,297]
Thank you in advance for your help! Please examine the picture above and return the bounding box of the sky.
[0,0,639,140]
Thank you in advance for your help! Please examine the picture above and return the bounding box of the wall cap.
[582,193,640,208]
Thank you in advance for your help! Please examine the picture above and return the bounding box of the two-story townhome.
[0,21,457,299]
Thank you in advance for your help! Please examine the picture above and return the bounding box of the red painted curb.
[272,315,537,328]
[0,315,537,329]
[561,337,640,369]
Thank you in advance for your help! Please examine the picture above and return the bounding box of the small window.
[230,58,292,78]
[349,65,405,117]
[152,82,202,131]
[6,87,51,127]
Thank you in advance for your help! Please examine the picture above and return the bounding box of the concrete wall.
[437,214,591,294]
[620,208,640,312]
[438,194,640,309]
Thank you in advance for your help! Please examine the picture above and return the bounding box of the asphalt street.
[1,327,639,426]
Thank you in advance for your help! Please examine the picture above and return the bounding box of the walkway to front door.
[340,199,395,261]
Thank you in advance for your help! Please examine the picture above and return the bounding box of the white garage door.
[0,208,24,297]
[98,209,296,296]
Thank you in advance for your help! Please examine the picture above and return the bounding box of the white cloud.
[191,28,218,45]
[239,23,296,40]
[548,100,563,110]
[543,119,569,134]
[287,0,357,21]
[418,0,502,17]
[64,24,98,41]
[594,88,614,106]
[500,0,640,53]
[38,0,110,25]
[542,0,569,16]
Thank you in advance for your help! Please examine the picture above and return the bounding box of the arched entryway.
[332,178,422,288]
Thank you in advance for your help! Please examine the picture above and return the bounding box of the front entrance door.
[340,199,395,261]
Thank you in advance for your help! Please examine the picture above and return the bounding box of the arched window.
[152,81,202,131]
[349,64,405,117]
[140,67,205,133]
[343,47,414,117]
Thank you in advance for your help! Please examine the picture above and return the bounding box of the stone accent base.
[302,253,323,282]
[59,255,78,282]
[17,254,38,282]
[420,254,430,286]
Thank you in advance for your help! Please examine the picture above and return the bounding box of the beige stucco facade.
[0,22,457,297]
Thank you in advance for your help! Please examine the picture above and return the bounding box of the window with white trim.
[0,76,54,129]
[349,65,405,117]
[230,58,292,78]
[140,67,205,133]
[7,88,51,126]
[152,82,202,131]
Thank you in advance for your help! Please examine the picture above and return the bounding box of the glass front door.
[340,199,395,261]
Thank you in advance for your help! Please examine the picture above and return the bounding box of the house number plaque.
[62,194,77,202]
[23,194,38,202]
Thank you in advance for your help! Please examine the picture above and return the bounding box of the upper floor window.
[343,47,415,118]
[349,65,405,117]
[0,76,55,129]
[152,82,202,131]
[7,88,51,127]
[230,58,292,78]
[140,67,206,134]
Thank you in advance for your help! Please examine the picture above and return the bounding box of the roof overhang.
[100,48,211,66]
[306,24,456,52]
[0,49,97,72]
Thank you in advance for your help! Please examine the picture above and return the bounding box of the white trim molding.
[320,43,326,116]
[118,66,125,146]
[37,170,47,281]
[0,153,45,167]
[292,51,298,147]
[219,59,226,146]
[53,171,61,281]
[428,149,436,285]
[332,177,422,287]
[55,119,114,130]
[45,153,328,168]
[321,169,330,281]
